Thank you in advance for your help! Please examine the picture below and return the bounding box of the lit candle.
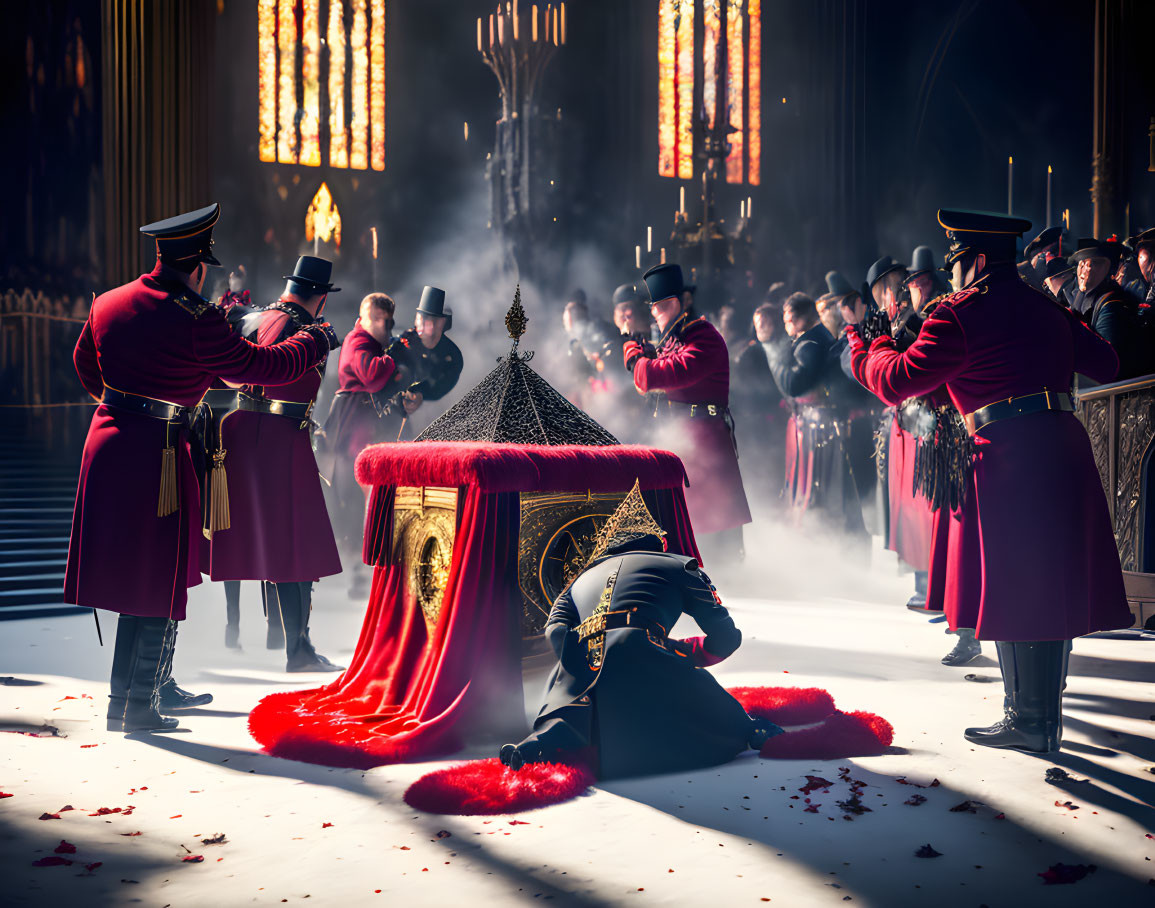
[1007,156,1013,215]
[498,11,504,44]
[371,226,378,259]
[314,234,320,256]
[635,245,641,269]
[463,121,469,141]
[679,185,685,214]
[1045,165,1052,227]
[532,4,538,41]
[476,17,482,52]
[513,0,519,41]
[747,195,752,218]
[553,4,559,44]
[489,14,494,47]
[561,2,566,43]
[660,247,667,264]
[647,226,653,252]
[740,200,746,219]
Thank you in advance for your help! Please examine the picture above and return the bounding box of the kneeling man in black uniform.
[500,483,779,779]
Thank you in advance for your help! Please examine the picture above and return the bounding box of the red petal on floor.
[181,855,204,863]
[727,686,836,726]
[54,841,77,854]
[85,862,102,871]
[760,711,894,760]
[322,822,334,828]
[799,776,833,794]
[404,758,594,816]
[0,792,12,799]
[32,856,73,866]
[120,832,142,836]
[38,813,60,820]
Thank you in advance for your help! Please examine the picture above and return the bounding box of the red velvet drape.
[249,485,525,768]
[250,442,702,769]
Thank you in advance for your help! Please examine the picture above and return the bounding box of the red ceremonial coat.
[632,316,752,535]
[200,308,342,583]
[64,262,328,620]
[887,415,933,571]
[850,266,1131,641]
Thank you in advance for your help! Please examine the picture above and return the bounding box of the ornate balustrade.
[1077,373,1155,629]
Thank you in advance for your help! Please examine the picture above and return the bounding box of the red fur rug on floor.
[759,710,895,760]
[727,686,837,726]
[401,686,895,815]
[403,758,596,816]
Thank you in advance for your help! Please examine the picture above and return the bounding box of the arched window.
[305,182,342,248]
[258,0,386,171]
[658,0,760,185]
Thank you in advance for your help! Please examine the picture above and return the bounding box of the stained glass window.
[258,0,385,171]
[657,0,761,185]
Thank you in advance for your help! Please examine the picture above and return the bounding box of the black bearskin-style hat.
[140,203,222,267]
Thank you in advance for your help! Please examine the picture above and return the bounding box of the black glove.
[300,322,341,351]
[857,306,892,345]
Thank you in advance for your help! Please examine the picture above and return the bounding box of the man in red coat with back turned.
[65,204,336,732]
[624,263,751,564]
[849,209,1132,754]
[201,256,345,672]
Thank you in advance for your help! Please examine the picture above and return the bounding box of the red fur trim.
[727,686,837,726]
[248,691,446,769]
[404,758,595,815]
[759,710,895,760]
[354,442,689,492]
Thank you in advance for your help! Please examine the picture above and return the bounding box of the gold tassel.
[208,448,231,533]
[157,445,179,517]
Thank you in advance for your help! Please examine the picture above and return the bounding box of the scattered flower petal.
[38,813,60,821]
[54,841,76,854]
[181,855,204,863]
[904,795,927,807]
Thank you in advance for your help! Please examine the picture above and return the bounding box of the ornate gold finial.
[505,284,528,343]
[586,479,666,565]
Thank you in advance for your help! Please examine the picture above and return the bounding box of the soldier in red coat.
[65,205,335,732]
[201,256,345,672]
[318,291,415,595]
[849,209,1132,754]
[624,264,751,562]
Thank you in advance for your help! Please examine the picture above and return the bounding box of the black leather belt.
[576,609,667,642]
[200,389,240,412]
[967,390,1074,434]
[101,386,192,423]
[237,392,314,428]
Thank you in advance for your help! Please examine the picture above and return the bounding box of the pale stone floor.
[2,534,1153,907]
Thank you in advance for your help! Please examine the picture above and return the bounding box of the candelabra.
[478,1,566,282]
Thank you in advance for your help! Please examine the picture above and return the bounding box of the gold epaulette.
[171,290,218,319]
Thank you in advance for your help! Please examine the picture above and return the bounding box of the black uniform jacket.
[533,549,750,779]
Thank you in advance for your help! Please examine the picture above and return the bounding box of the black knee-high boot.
[157,622,213,712]
[224,580,241,649]
[964,640,1065,753]
[277,581,343,673]
[264,581,285,649]
[106,615,139,732]
[123,618,179,732]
